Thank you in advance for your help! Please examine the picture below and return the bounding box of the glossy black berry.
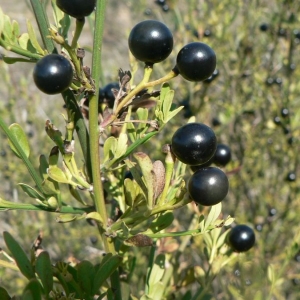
[57,0,95,19]
[273,116,281,125]
[275,78,282,85]
[227,225,255,252]
[259,23,269,32]
[176,42,216,81]
[99,82,119,108]
[204,69,219,83]
[278,28,287,37]
[33,54,73,95]
[188,167,229,206]
[128,20,173,64]
[155,0,166,5]
[268,207,277,217]
[266,77,274,85]
[255,224,263,232]
[171,123,217,166]
[213,144,231,166]
[212,117,221,127]
[286,172,296,182]
[281,108,289,118]
[204,29,212,37]
[190,159,213,172]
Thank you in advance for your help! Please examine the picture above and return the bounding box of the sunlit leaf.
[8,123,30,159]
[204,202,222,231]
[26,20,44,55]
[2,56,33,64]
[18,183,46,201]
[148,254,165,292]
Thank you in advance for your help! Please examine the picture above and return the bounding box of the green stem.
[0,40,42,61]
[90,0,111,242]
[71,18,85,49]
[0,198,91,214]
[30,0,56,53]
[0,117,44,194]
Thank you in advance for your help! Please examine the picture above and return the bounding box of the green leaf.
[3,231,35,280]
[47,166,75,185]
[39,155,58,196]
[149,211,174,233]
[77,260,95,297]
[127,122,137,143]
[11,20,20,42]
[18,183,46,201]
[56,214,78,223]
[165,106,184,123]
[35,251,53,296]
[2,56,33,64]
[162,90,174,121]
[26,19,45,55]
[159,83,171,111]
[136,108,149,136]
[148,282,164,299]
[18,33,37,53]
[2,14,12,42]
[204,202,222,232]
[22,279,42,300]
[0,287,11,300]
[148,254,165,293]
[93,254,122,294]
[8,123,30,158]
[124,178,137,207]
[133,152,155,209]
[86,212,103,223]
[103,136,117,163]
[115,133,128,158]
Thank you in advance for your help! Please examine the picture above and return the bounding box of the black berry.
[281,108,289,118]
[213,144,231,166]
[33,54,73,95]
[99,82,119,108]
[227,225,255,252]
[56,0,95,19]
[128,20,173,64]
[259,23,269,32]
[176,42,216,82]
[188,167,229,206]
[171,123,217,166]
[286,172,296,182]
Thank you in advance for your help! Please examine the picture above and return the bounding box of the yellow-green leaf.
[26,20,44,55]
[8,123,30,158]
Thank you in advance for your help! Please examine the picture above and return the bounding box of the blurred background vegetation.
[1,0,300,299]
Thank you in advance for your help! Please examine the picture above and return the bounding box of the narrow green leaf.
[162,90,174,121]
[103,136,117,163]
[47,166,73,185]
[3,231,35,280]
[11,20,20,42]
[124,178,137,207]
[77,260,95,296]
[18,183,46,201]
[148,254,165,291]
[22,279,42,300]
[159,83,170,111]
[148,282,164,299]
[127,122,137,143]
[133,152,155,208]
[56,214,78,223]
[35,251,53,296]
[165,106,184,123]
[0,287,11,300]
[26,19,45,55]
[115,133,128,158]
[2,14,12,42]
[8,123,30,158]
[2,56,33,64]
[93,255,122,294]
[204,202,222,231]
[149,211,174,233]
[86,212,103,223]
